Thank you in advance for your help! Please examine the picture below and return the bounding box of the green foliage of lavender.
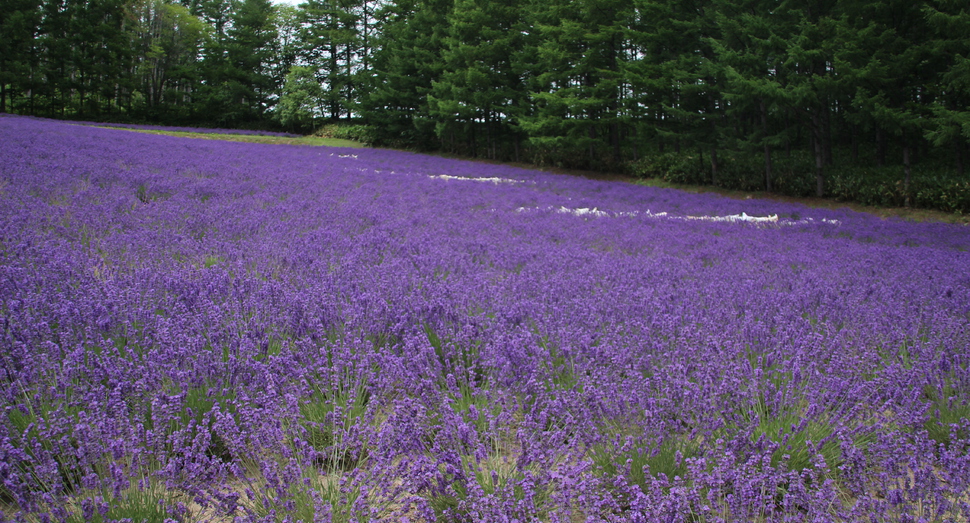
[2,115,970,521]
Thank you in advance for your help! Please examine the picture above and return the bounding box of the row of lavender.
[1,114,968,522]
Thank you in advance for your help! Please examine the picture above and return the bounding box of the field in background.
[100,119,970,225]
[1,115,969,522]
[100,126,365,148]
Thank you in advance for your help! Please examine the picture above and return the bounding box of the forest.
[2,0,969,209]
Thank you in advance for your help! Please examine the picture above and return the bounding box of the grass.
[238,339,386,523]
[750,413,841,473]
[923,383,970,449]
[632,177,970,224]
[445,380,503,446]
[300,379,371,470]
[428,443,550,522]
[64,477,181,523]
[103,127,365,148]
[133,379,240,463]
[4,383,89,500]
[426,325,486,390]
[244,467,367,523]
[590,435,702,493]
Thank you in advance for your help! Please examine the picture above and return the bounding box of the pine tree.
[360,0,451,147]
[648,0,723,181]
[710,0,791,191]
[837,0,937,204]
[523,0,633,168]
[772,0,840,197]
[300,0,358,120]
[225,0,277,121]
[429,0,527,159]
[0,0,42,114]
[923,0,970,176]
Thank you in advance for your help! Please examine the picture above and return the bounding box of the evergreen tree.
[523,0,633,168]
[361,0,451,147]
[838,0,937,204]
[0,0,42,113]
[627,0,722,177]
[429,0,527,159]
[225,0,277,121]
[710,0,791,191]
[65,0,130,117]
[772,0,840,196]
[300,0,359,119]
[923,0,970,175]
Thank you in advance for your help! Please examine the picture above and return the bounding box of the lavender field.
[1,114,969,522]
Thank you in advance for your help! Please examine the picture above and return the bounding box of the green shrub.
[629,151,709,185]
[628,148,969,213]
[314,123,377,145]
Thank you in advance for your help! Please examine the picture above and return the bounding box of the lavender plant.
[2,114,969,522]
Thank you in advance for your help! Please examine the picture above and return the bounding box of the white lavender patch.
[430,174,523,184]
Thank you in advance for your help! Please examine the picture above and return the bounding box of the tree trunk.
[470,123,477,158]
[784,113,792,156]
[514,137,520,163]
[761,99,771,192]
[822,102,833,165]
[956,139,965,177]
[607,31,620,165]
[29,64,35,115]
[903,141,911,208]
[330,44,339,119]
[710,144,718,186]
[485,112,494,160]
[708,92,718,185]
[851,124,858,162]
[764,143,773,193]
[875,128,886,166]
[611,121,621,164]
[812,112,824,197]
[361,0,370,71]
[0,59,6,113]
[814,141,824,197]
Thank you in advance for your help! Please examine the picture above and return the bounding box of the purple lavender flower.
[1,114,969,522]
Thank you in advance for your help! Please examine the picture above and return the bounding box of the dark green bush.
[629,151,709,185]
[314,123,377,145]
[629,149,968,213]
